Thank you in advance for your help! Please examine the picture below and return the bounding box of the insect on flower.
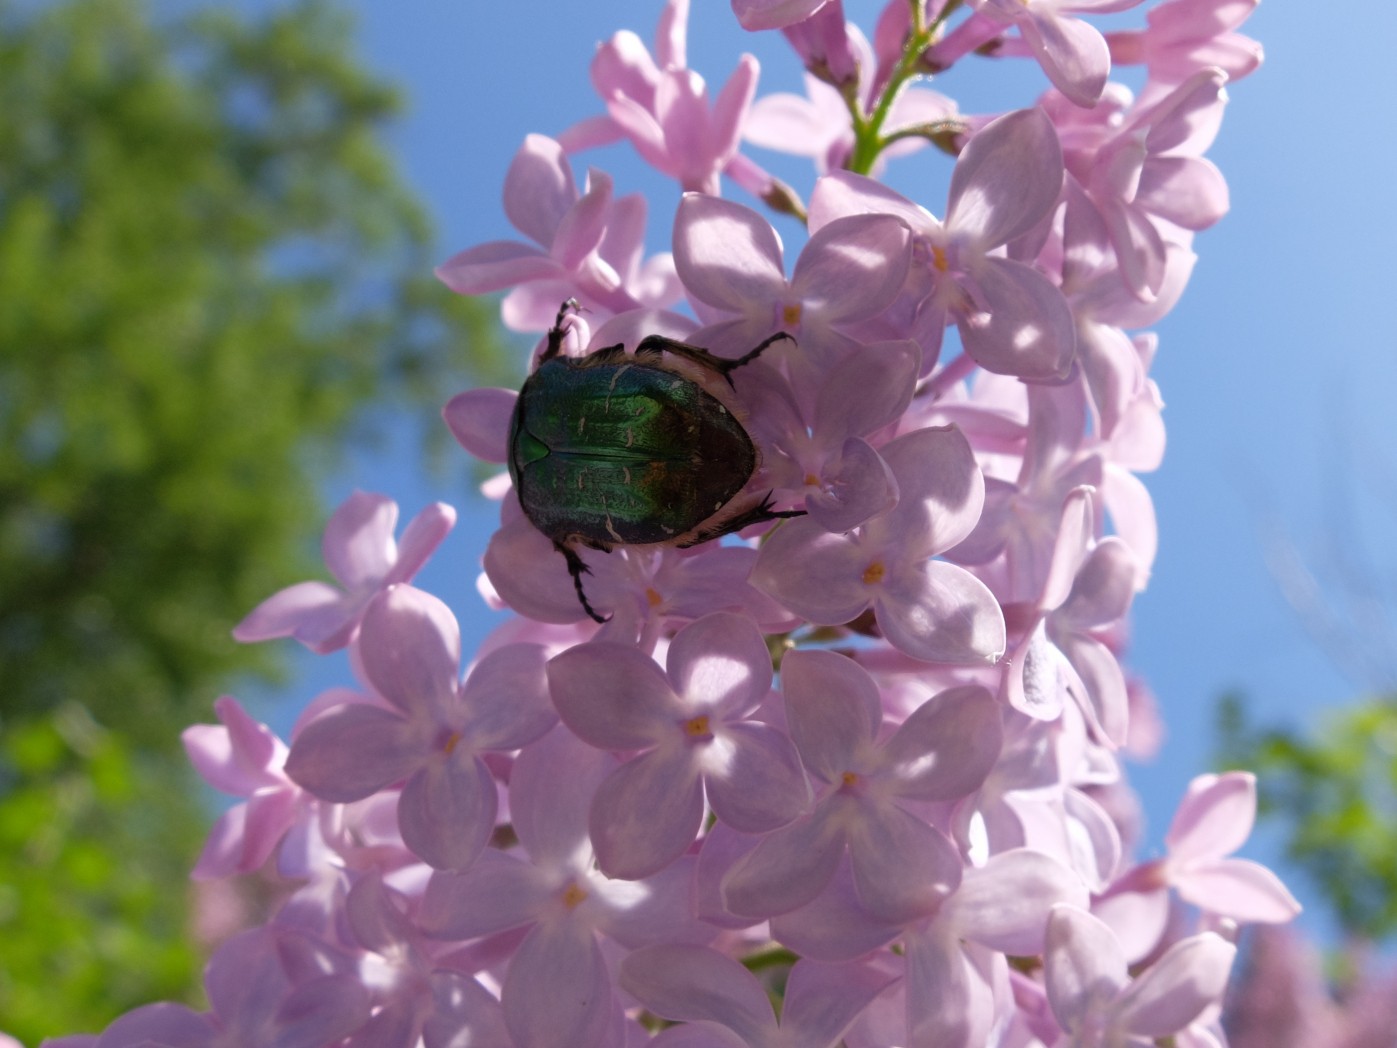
[508,301,802,622]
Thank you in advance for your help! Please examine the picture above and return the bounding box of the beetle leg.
[554,540,610,624]
[633,332,795,387]
[674,492,806,548]
[540,298,583,364]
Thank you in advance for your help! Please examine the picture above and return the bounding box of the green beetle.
[508,301,800,623]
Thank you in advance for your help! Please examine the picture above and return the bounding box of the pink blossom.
[548,612,810,879]
[809,107,1075,379]
[732,0,833,32]
[752,425,1007,664]
[232,491,454,654]
[435,135,680,331]
[1045,904,1236,1045]
[285,584,554,871]
[561,0,764,196]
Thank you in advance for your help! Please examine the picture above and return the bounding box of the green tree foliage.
[1219,693,1397,941]
[0,0,502,1036]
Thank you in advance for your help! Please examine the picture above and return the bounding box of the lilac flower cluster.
[49,2,1300,1046]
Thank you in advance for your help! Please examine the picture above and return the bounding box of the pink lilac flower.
[808,107,1075,379]
[548,611,810,879]
[1045,904,1236,1046]
[284,584,554,871]
[720,649,999,923]
[560,0,765,197]
[752,425,1007,664]
[619,944,896,1047]
[419,728,710,1048]
[1106,0,1263,98]
[944,0,1148,108]
[87,927,370,1048]
[232,490,455,654]
[1111,772,1302,924]
[1067,67,1230,302]
[339,873,511,1048]
[182,696,311,879]
[673,192,911,378]
[435,134,681,331]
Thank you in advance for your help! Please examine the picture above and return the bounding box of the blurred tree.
[0,0,504,1036]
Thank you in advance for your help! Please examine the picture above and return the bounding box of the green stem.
[846,1,959,175]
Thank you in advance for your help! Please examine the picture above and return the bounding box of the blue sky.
[248,0,1397,943]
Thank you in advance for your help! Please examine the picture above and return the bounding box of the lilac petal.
[881,684,1002,800]
[504,921,613,1048]
[1059,634,1129,745]
[232,581,344,647]
[666,611,772,715]
[1023,13,1110,108]
[1165,771,1255,860]
[1101,196,1168,302]
[904,925,981,1048]
[284,704,419,802]
[673,194,786,314]
[813,340,921,441]
[548,642,677,750]
[227,790,297,875]
[951,850,1089,955]
[731,0,832,31]
[552,169,614,271]
[1115,932,1236,1038]
[722,808,845,918]
[419,852,551,940]
[771,860,901,961]
[1039,487,1094,613]
[1045,905,1128,1034]
[619,945,774,1043]
[809,170,935,236]
[345,874,413,955]
[781,959,898,1047]
[443,389,516,465]
[434,241,559,295]
[781,648,881,781]
[1174,858,1302,924]
[849,802,962,923]
[398,754,497,871]
[792,214,911,325]
[705,721,810,833]
[387,502,456,585]
[708,56,760,174]
[461,643,554,751]
[876,559,1006,664]
[424,971,512,1048]
[646,1022,749,1047]
[184,698,278,793]
[958,257,1075,380]
[274,975,372,1048]
[510,727,613,868]
[503,134,576,248]
[590,748,704,880]
[1139,156,1229,229]
[1058,538,1137,629]
[948,108,1063,248]
[484,515,595,624]
[323,491,397,587]
[597,853,711,948]
[751,519,871,624]
[93,1003,215,1048]
[358,585,461,720]
[878,425,984,554]
[807,438,898,534]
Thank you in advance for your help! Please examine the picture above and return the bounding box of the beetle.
[508,300,802,623]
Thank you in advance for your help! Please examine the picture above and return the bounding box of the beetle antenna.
[555,541,610,624]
